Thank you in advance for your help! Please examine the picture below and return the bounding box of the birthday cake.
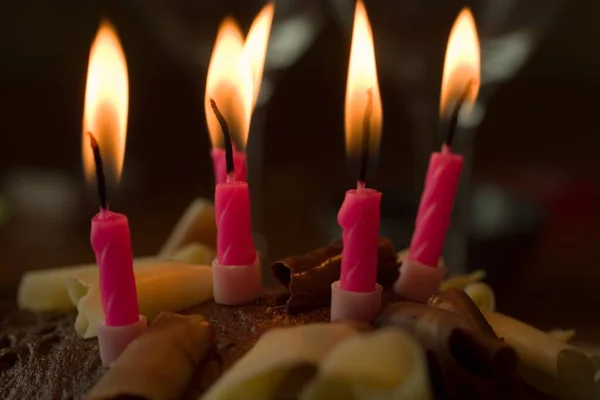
[3,1,599,399]
[1,199,598,400]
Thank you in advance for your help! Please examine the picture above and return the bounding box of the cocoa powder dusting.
[0,288,332,400]
[0,309,104,400]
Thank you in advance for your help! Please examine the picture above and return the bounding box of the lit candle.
[207,4,274,184]
[394,8,481,302]
[82,21,146,366]
[204,16,270,305]
[331,0,384,322]
[211,148,247,184]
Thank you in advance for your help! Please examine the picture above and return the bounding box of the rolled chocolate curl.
[546,329,576,343]
[484,312,588,377]
[17,257,158,312]
[375,302,516,375]
[201,323,363,400]
[170,242,216,265]
[160,198,216,257]
[377,302,523,399]
[300,328,432,400]
[428,288,498,338]
[396,248,445,268]
[271,238,399,314]
[88,312,213,400]
[65,261,213,338]
[486,313,600,398]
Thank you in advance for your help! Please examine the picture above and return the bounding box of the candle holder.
[212,256,262,306]
[330,281,382,322]
[393,260,447,303]
[97,316,147,366]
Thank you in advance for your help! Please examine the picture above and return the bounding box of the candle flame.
[82,20,129,185]
[245,2,274,109]
[205,19,253,150]
[440,8,480,117]
[344,0,382,157]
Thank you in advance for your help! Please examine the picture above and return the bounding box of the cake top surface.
[0,288,331,399]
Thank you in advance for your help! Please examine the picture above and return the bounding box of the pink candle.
[208,99,260,306]
[331,0,384,321]
[86,133,146,366]
[211,147,247,184]
[205,6,272,303]
[91,209,139,326]
[215,177,256,265]
[408,144,463,267]
[338,185,382,292]
[396,7,479,301]
[83,22,146,366]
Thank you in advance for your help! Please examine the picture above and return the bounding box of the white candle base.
[212,257,262,306]
[330,281,382,322]
[97,315,147,367]
[393,259,447,302]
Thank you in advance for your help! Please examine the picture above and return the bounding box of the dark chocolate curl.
[271,238,399,314]
[376,300,525,400]
[429,287,497,338]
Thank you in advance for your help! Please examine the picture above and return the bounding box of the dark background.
[0,1,599,339]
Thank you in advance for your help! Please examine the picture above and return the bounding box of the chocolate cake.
[1,287,555,400]
[1,239,400,399]
[0,290,329,399]
[2,207,598,400]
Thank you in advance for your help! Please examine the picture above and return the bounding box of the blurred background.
[0,1,598,339]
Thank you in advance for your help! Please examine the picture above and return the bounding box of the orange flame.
[245,2,274,109]
[440,8,481,117]
[82,20,129,185]
[344,0,382,157]
[205,19,254,149]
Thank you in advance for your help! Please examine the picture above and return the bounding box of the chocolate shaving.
[429,287,498,338]
[376,298,525,399]
[271,237,399,313]
[88,312,213,400]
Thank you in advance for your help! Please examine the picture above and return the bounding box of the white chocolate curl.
[66,261,213,338]
[485,312,581,377]
[464,282,496,312]
[547,329,577,343]
[440,269,486,291]
[201,323,360,400]
[17,257,157,312]
[170,242,216,265]
[396,249,445,268]
[486,313,600,398]
[300,328,432,400]
[160,198,216,256]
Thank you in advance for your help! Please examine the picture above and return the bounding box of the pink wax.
[338,186,382,292]
[215,177,256,266]
[409,145,463,267]
[91,209,139,327]
[211,148,247,184]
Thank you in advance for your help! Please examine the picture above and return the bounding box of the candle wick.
[87,132,108,210]
[209,98,235,175]
[440,80,475,148]
[359,88,374,185]
[357,180,366,191]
